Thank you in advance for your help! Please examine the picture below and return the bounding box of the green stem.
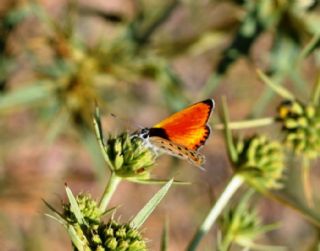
[133,0,179,45]
[219,232,233,251]
[99,172,122,212]
[160,217,169,251]
[302,157,314,208]
[256,69,295,100]
[312,74,320,106]
[187,175,244,251]
[221,96,238,163]
[213,117,275,130]
[299,32,320,60]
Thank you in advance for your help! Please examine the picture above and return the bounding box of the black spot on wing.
[149,127,170,140]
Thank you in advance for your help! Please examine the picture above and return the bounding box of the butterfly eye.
[140,128,150,139]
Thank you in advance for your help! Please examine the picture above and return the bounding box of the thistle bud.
[63,193,102,226]
[68,220,147,251]
[219,205,261,249]
[62,200,147,250]
[277,100,320,159]
[218,192,278,250]
[234,135,285,190]
[98,220,147,251]
[105,133,156,178]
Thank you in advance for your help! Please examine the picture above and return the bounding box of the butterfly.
[136,99,215,167]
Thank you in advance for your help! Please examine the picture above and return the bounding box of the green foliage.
[131,179,173,228]
[104,133,156,178]
[47,180,172,251]
[94,107,156,178]
[277,100,320,159]
[63,193,102,227]
[235,135,285,190]
[96,220,147,251]
[218,191,281,251]
[1,0,320,250]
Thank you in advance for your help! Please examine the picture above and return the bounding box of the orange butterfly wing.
[150,99,214,150]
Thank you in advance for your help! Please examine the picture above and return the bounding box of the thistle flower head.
[94,107,157,179]
[61,193,148,251]
[234,135,285,190]
[104,133,156,178]
[95,220,147,251]
[219,204,261,248]
[63,193,102,226]
[277,99,320,159]
[218,192,278,250]
[66,219,147,251]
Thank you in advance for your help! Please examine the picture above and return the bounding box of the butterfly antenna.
[108,113,144,130]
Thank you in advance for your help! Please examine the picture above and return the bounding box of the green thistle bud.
[277,100,320,159]
[92,233,102,245]
[105,133,156,178]
[96,246,105,251]
[105,227,114,237]
[105,237,118,249]
[66,218,147,251]
[63,193,102,226]
[118,240,129,250]
[219,207,261,249]
[234,135,285,190]
[116,226,127,238]
[99,220,147,251]
[218,192,278,250]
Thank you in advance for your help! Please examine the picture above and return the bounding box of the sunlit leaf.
[131,179,173,228]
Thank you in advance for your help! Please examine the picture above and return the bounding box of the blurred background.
[1,0,320,250]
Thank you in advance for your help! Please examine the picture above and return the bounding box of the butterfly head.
[137,128,150,140]
[135,128,158,151]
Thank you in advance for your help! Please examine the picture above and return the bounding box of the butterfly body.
[136,99,214,168]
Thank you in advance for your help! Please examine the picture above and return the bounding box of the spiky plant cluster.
[94,220,147,251]
[277,100,320,159]
[104,133,156,178]
[63,193,102,228]
[69,220,147,251]
[218,192,277,251]
[61,193,147,251]
[234,135,285,190]
[219,204,261,248]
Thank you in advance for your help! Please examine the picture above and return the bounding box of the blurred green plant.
[218,190,282,251]
[45,180,173,251]
[258,70,320,207]
[0,1,34,91]
[234,135,284,191]
[200,0,320,114]
[0,0,190,180]
[277,99,320,159]
[188,67,320,249]
[0,0,187,116]
[1,1,320,250]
